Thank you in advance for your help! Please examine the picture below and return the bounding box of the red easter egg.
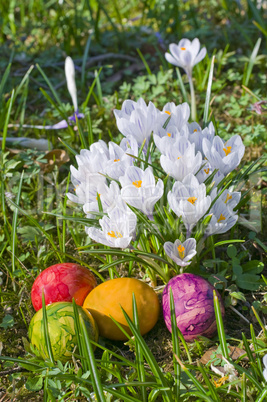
[31,263,97,311]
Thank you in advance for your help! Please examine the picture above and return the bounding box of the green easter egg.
[28,302,98,362]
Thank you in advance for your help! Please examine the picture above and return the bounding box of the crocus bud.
[65,56,78,112]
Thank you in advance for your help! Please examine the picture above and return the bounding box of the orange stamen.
[132,180,142,188]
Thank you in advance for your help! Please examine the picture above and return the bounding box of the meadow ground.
[0,1,266,401]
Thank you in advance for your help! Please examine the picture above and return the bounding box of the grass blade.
[36,63,63,107]
[213,290,229,359]
[251,306,267,338]
[203,55,215,125]
[83,67,103,109]
[7,199,63,262]
[121,307,173,401]
[82,35,91,89]
[174,355,212,399]
[132,294,147,402]
[255,388,267,402]
[0,63,11,102]
[242,38,261,87]
[79,315,106,402]
[11,171,24,276]
[197,361,220,401]
[2,89,15,151]
[42,292,54,364]
[176,67,188,103]
[170,289,181,400]
[14,65,34,101]
[136,48,152,75]
[72,299,89,371]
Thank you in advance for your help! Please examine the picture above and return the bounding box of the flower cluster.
[67,92,245,270]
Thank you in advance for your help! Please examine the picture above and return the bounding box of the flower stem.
[188,76,197,122]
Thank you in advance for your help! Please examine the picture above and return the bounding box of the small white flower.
[203,135,245,175]
[119,135,139,157]
[164,238,197,267]
[67,144,109,205]
[168,174,211,231]
[153,124,185,141]
[205,198,238,236]
[188,121,215,155]
[210,188,241,210]
[196,161,224,186]
[156,102,190,131]
[119,166,163,219]
[75,141,109,171]
[68,138,138,205]
[88,140,109,158]
[86,198,136,248]
[68,167,106,205]
[114,98,159,149]
[83,181,121,218]
[113,98,147,120]
[154,136,202,182]
[165,38,207,78]
[105,141,137,180]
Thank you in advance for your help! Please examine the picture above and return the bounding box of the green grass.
[0,0,267,400]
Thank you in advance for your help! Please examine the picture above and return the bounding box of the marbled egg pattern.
[162,273,225,341]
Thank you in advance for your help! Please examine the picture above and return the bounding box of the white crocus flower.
[263,354,267,381]
[168,174,211,232]
[165,38,207,78]
[67,142,110,205]
[196,161,224,186]
[188,121,215,155]
[68,166,106,205]
[153,124,184,141]
[105,141,137,180]
[114,98,159,149]
[119,166,163,220]
[155,136,202,182]
[83,181,121,218]
[65,56,78,112]
[114,98,147,120]
[164,238,197,267]
[86,198,136,248]
[156,102,190,131]
[210,188,241,210]
[119,135,139,157]
[203,135,245,175]
[75,150,108,174]
[205,198,238,236]
[68,138,138,205]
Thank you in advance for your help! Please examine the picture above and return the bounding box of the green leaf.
[242,261,264,275]
[25,375,43,391]
[236,274,262,291]
[232,265,243,276]
[229,291,246,302]
[227,245,237,258]
[0,314,14,329]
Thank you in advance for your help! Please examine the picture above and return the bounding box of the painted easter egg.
[83,278,160,341]
[31,263,97,311]
[28,302,98,361]
[162,273,225,341]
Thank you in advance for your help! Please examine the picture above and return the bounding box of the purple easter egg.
[162,273,225,341]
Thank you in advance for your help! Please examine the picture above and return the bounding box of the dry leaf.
[200,345,249,365]
[38,149,70,173]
